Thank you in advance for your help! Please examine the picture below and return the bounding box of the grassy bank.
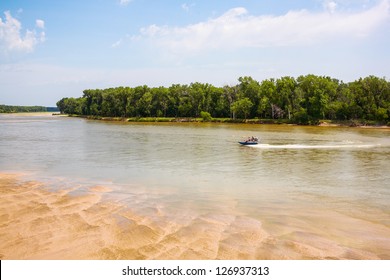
[66,114,389,127]
[69,115,295,124]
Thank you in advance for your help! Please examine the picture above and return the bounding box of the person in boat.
[245,136,258,143]
[239,136,259,145]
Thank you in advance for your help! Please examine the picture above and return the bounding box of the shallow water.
[0,113,389,259]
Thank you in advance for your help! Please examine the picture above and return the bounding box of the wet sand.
[0,173,389,260]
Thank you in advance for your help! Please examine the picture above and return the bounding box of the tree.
[200,111,212,121]
[0,105,48,113]
[271,104,284,119]
[258,79,275,118]
[223,85,239,118]
[56,98,68,114]
[352,76,390,120]
[114,87,128,117]
[151,87,169,117]
[189,82,207,117]
[275,76,298,119]
[209,86,226,117]
[297,75,335,119]
[132,85,150,117]
[82,89,103,116]
[231,98,253,119]
[56,75,389,123]
[238,76,261,118]
[61,97,83,114]
[137,92,153,117]
[168,84,186,117]
[293,108,310,124]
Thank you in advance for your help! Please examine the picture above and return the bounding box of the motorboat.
[239,136,259,145]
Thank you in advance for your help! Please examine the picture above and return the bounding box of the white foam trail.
[250,144,380,149]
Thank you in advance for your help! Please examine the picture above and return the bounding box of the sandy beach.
[0,173,121,259]
[0,173,268,259]
[1,173,389,260]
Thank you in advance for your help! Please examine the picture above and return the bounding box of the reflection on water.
[0,113,389,259]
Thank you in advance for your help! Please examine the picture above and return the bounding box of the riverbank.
[65,114,390,128]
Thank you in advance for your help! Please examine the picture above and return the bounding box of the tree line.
[0,105,57,113]
[56,75,390,124]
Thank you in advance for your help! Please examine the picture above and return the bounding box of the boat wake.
[250,143,380,149]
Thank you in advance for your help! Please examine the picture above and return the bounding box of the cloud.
[135,0,390,54]
[323,0,338,14]
[0,11,45,55]
[35,19,45,29]
[119,0,132,6]
[111,39,122,48]
[181,3,195,12]
[181,3,190,12]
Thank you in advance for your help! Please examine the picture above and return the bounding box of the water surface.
[0,113,389,259]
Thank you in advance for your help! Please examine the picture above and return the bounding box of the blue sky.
[1,0,389,106]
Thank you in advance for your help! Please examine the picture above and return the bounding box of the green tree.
[223,85,239,118]
[56,98,68,114]
[297,75,336,119]
[151,87,169,117]
[138,91,153,117]
[258,79,275,118]
[238,76,261,118]
[231,98,253,119]
[114,87,128,117]
[275,76,298,119]
[200,111,212,121]
[209,86,226,117]
[82,89,103,116]
[352,76,390,120]
[168,84,186,117]
[101,90,117,117]
[56,75,389,123]
[62,97,83,114]
[132,85,150,117]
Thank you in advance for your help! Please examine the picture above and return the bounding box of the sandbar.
[0,173,389,260]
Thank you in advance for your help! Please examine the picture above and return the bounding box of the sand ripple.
[0,173,388,260]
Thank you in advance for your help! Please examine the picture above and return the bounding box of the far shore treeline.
[0,105,58,113]
[57,75,390,125]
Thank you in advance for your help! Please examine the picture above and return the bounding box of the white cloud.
[323,0,338,13]
[0,11,45,55]
[35,19,45,29]
[181,3,195,12]
[181,3,190,12]
[120,0,132,6]
[136,0,390,54]
[111,39,122,48]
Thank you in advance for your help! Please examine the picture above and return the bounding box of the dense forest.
[0,105,57,113]
[57,75,390,124]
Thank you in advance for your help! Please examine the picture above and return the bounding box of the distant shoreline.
[0,112,60,117]
[65,114,390,129]
[2,112,388,128]
[0,104,58,114]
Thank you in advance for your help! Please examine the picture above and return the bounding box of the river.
[0,113,389,259]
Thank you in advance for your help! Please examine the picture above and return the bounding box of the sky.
[0,0,389,106]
